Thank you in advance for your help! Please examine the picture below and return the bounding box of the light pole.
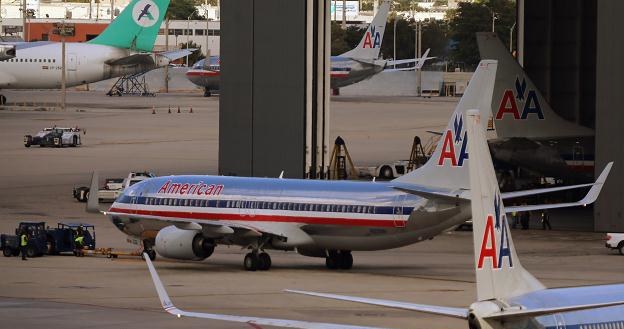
[491,11,498,32]
[393,17,397,69]
[509,21,516,53]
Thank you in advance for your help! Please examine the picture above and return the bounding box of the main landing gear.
[325,250,353,270]
[142,239,156,261]
[243,251,272,271]
[203,87,211,97]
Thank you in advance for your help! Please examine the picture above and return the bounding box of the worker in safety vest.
[20,229,28,260]
[74,227,85,257]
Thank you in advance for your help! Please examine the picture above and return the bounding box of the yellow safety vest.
[20,234,28,247]
[75,236,84,244]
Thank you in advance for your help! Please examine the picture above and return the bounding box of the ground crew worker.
[74,227,85,257]
[20,229,28,260]
[541,209,552,230]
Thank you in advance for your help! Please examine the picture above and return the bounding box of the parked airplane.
[477,32,595,181]
[143,110,619,329]
[185,1,433,97]
[93,60,608,273]
[0,0,191,105]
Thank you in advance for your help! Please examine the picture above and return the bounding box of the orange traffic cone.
[177,106,181,113]
[189,107,193,113]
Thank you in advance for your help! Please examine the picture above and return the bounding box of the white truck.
[73,172,155,203]
[605,233,624,255]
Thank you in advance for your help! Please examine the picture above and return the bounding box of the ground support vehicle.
[24,127,82,147]
[73,172,154,203]
[1,221,96,257]
[605,233,624,255]
[1,222,48,257]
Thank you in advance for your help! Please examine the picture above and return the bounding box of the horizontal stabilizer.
[285,290,469,319]
[144,255,384,329]
[484,300,624,320]
[391,185,469,204]
[106,53,155,66]
[159,49,195,61]
[505,162,613,213]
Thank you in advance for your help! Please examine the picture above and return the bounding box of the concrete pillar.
[595,1,624,232]
[219,0,330,179]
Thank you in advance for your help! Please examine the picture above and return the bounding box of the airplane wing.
[144,255,387,329]
[505,162,612,213]
[385,49,434,71]
[501,162,612,200]
[285,290,468,319]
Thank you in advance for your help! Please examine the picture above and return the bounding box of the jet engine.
[154,225,215,261]
[0,44,16,61]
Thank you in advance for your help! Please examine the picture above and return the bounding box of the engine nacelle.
[154,225,215,261]
[0,44,16,61]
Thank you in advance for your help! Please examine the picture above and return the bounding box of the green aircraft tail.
[88,0,169,52]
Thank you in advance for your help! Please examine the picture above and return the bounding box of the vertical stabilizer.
[339,1,390,60]
[466,110,544,301]
[476,32,594,139]
[392,60,497,191]
[88,0,170,52]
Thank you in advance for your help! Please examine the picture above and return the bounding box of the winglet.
[86,171,101,214]
[144,253,182,317]
[579,162,613,205]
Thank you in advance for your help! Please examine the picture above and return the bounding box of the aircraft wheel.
[204,89,211,97]
[244,253,258,271]
[258,252,271,271]
[325,251,339,270]
[3,248,12,257]
[339,251,353,270]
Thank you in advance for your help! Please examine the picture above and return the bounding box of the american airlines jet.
[0,0,190,105]
[142,108,621,329]
[185,1,433,96]
[92,60,609,272]
[477,32,595,181]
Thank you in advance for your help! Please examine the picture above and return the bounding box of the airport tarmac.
[0,91,622,329]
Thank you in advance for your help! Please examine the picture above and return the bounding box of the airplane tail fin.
[465,109,545,301]
[89,0,170,52]
[391,60,497,191]
[339,0,390,60]
[476,32,593,139]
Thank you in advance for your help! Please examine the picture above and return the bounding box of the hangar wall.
[594,1,624,232]
[521,0,596,129]
[219,0,307,178]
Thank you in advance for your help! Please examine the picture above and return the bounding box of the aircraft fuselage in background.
[0,43,161,89]
[185,55,387,93]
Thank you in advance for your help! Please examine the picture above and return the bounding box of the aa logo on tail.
[362,26,382,49]
[477,193,513,270]
[495,77,544,120]
[133,0,160,28]
[437,114,468,167]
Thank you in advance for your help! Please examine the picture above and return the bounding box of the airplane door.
[68,53,77,71]
[393,195,406,228]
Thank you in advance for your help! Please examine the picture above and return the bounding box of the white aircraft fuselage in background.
[0,43,150,89]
